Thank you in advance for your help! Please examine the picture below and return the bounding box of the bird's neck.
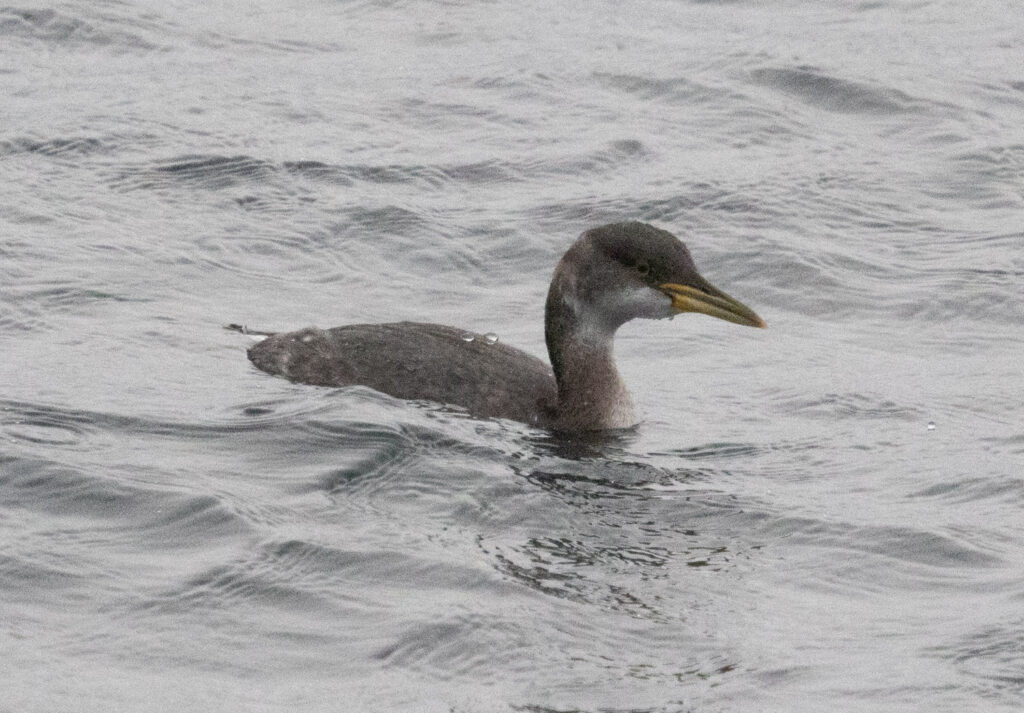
[544,289,636,431]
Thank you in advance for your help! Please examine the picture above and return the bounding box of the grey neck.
[544,285,636,431]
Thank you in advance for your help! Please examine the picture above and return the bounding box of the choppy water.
[3,1,1024,711]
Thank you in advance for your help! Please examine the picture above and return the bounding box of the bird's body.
[241,222,765,431]
[249,322,558,426]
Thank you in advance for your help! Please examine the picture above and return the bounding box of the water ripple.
[749,65,927,115]
[931,622,1024,708]
[0,6,161,50]
[109,143,653,199]
[0,135,114,158]
[0,455,250,545]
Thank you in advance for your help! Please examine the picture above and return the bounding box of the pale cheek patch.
[563,286,674,347]
[604,286,674,321]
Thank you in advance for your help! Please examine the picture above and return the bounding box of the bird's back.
[247,321,557,425]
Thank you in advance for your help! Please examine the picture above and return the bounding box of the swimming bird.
[240,222,765,431]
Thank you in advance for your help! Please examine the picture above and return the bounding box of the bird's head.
[553,222,766,331]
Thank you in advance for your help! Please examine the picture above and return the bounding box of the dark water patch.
[762,244,899,317]
[151,536,494,620]
[191,28,346,54]
[282,159,354,185]
[482,459,769,608]
[750,66,924,115]
[654,442,765,460]
[438,158,521,184]
[0,399,182,444]
[537,139,650,180]
[398,96,536,130]
[229,394,420,458]
[0,550,93,597]
[269,540,499,599]
[2,401,106,450]
[780,516,1002,575]
[485,502,756,615]
[924,143,1024,209]
[523,427,644,461]
[892,268,1024,325]
[525,185,730,232]
[980,432,1024,456]
[306,141,649,192]
[416,29,462,47]
[229,393,519,496]
[517,458,687,497]
[0,455,249,545]
[0,204,54,226]
[595,71,732,106]
[694,191,782,218]
[638,187,756,222]
[189,224,358,283]
[917,229,1024,254]
[105,154,371,211]
[464,73,526,91]
[0,395,409,455]
[0,307,48,333]
[229,194,272,211]
[150,154,278,190]
[490,539,634,609]
[951,265,1024,283]
[134,493,253,548]
[338,205,433,237]
[0,6,160,50]
[108,154,270,194]
[157,556,328,613]
[3,412,91,447]
[309,210,492,283]
[526,535,674,570]
[374,620,496,683]
[330,161,448,187]
[271,37,346,54]
[374,616,538,678]
[521,467,642,499]
[950,144,1024,174]
[908,476,1024,506]
[115,153,498,197]
[0,135,114,158]
[263,539,413,583]
[314,421,419,493]
[114,145,652,207]
[462,70,557,96]
[5,283,149,327]
[784,392,923,422]
[930,622,1024,708]
[289,157,520,187]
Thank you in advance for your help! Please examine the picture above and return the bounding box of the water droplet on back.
[460,332,475,342]
[484,332,499,345]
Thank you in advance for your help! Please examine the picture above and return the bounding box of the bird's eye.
[636,261,650,275]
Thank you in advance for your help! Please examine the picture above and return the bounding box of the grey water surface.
[3,1,1023,711]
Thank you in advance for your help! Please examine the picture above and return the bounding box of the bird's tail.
[224,323,275,339]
